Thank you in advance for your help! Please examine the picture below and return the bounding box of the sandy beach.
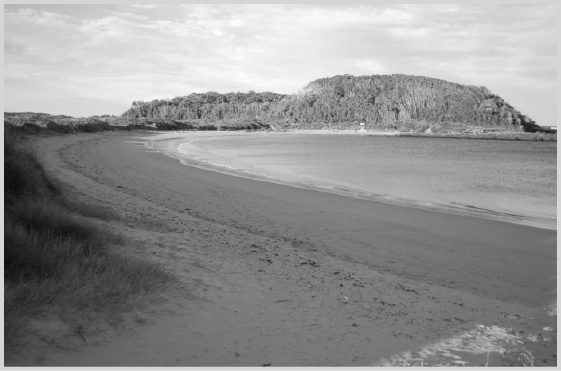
[7,130,556,367]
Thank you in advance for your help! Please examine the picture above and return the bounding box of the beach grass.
[4,125,178,351]
[58,196,123,221]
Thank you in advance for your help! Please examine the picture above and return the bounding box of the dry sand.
[5,131,557,367]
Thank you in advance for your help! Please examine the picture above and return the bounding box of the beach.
[151,131,556,230]
[9,130,556,366]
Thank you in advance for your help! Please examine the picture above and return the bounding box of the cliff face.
[122,74,535,130]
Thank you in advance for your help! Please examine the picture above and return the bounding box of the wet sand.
[8,131,556,366]
[151,131,556,230]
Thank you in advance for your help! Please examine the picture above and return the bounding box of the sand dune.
[9,131,556,367]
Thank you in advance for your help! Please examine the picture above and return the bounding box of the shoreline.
[9,130,556,366]
[5,115,556,143]
[272,128,555,141]
[398,131,557,142]
[145,131,556,231]
[273,129,401,136]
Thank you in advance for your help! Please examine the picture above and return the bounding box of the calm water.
[170,132,556,227]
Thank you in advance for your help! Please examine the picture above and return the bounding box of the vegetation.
[4,74,553,139]
[121,74,537,131]
[399,131,557,142]
[4,114,272,133]
[4,124,178,351]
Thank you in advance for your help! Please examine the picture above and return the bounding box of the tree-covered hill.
[122,74,536,131]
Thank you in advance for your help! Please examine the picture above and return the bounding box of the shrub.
[4,125,59,202]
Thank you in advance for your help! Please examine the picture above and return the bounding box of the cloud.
[106,11,149,21]
[345,59,387,75]
[3,4,557,122]
[131,4,160,10]
[304,5,415,29]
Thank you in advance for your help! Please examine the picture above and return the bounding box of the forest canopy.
[122,74,535,131]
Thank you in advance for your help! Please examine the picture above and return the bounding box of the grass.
[4,124,178,352]
[4,125,59,199]
[57,196,123,221]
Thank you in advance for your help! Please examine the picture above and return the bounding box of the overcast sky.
[3,4,557,123]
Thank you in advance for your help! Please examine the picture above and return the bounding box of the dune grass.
[4,125,59,199]
[56,195,123,221]
[4,124,178,352]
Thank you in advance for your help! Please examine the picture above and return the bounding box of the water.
[156,132,556,228]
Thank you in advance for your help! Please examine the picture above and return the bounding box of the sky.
[3,4,557,123]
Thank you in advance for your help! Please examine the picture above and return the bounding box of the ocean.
[153,131,556,229]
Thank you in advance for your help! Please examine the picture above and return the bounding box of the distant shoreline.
[396,131,557,141]
[273,129,556,141]
[271,129,400,136]
[4,115,556,142]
